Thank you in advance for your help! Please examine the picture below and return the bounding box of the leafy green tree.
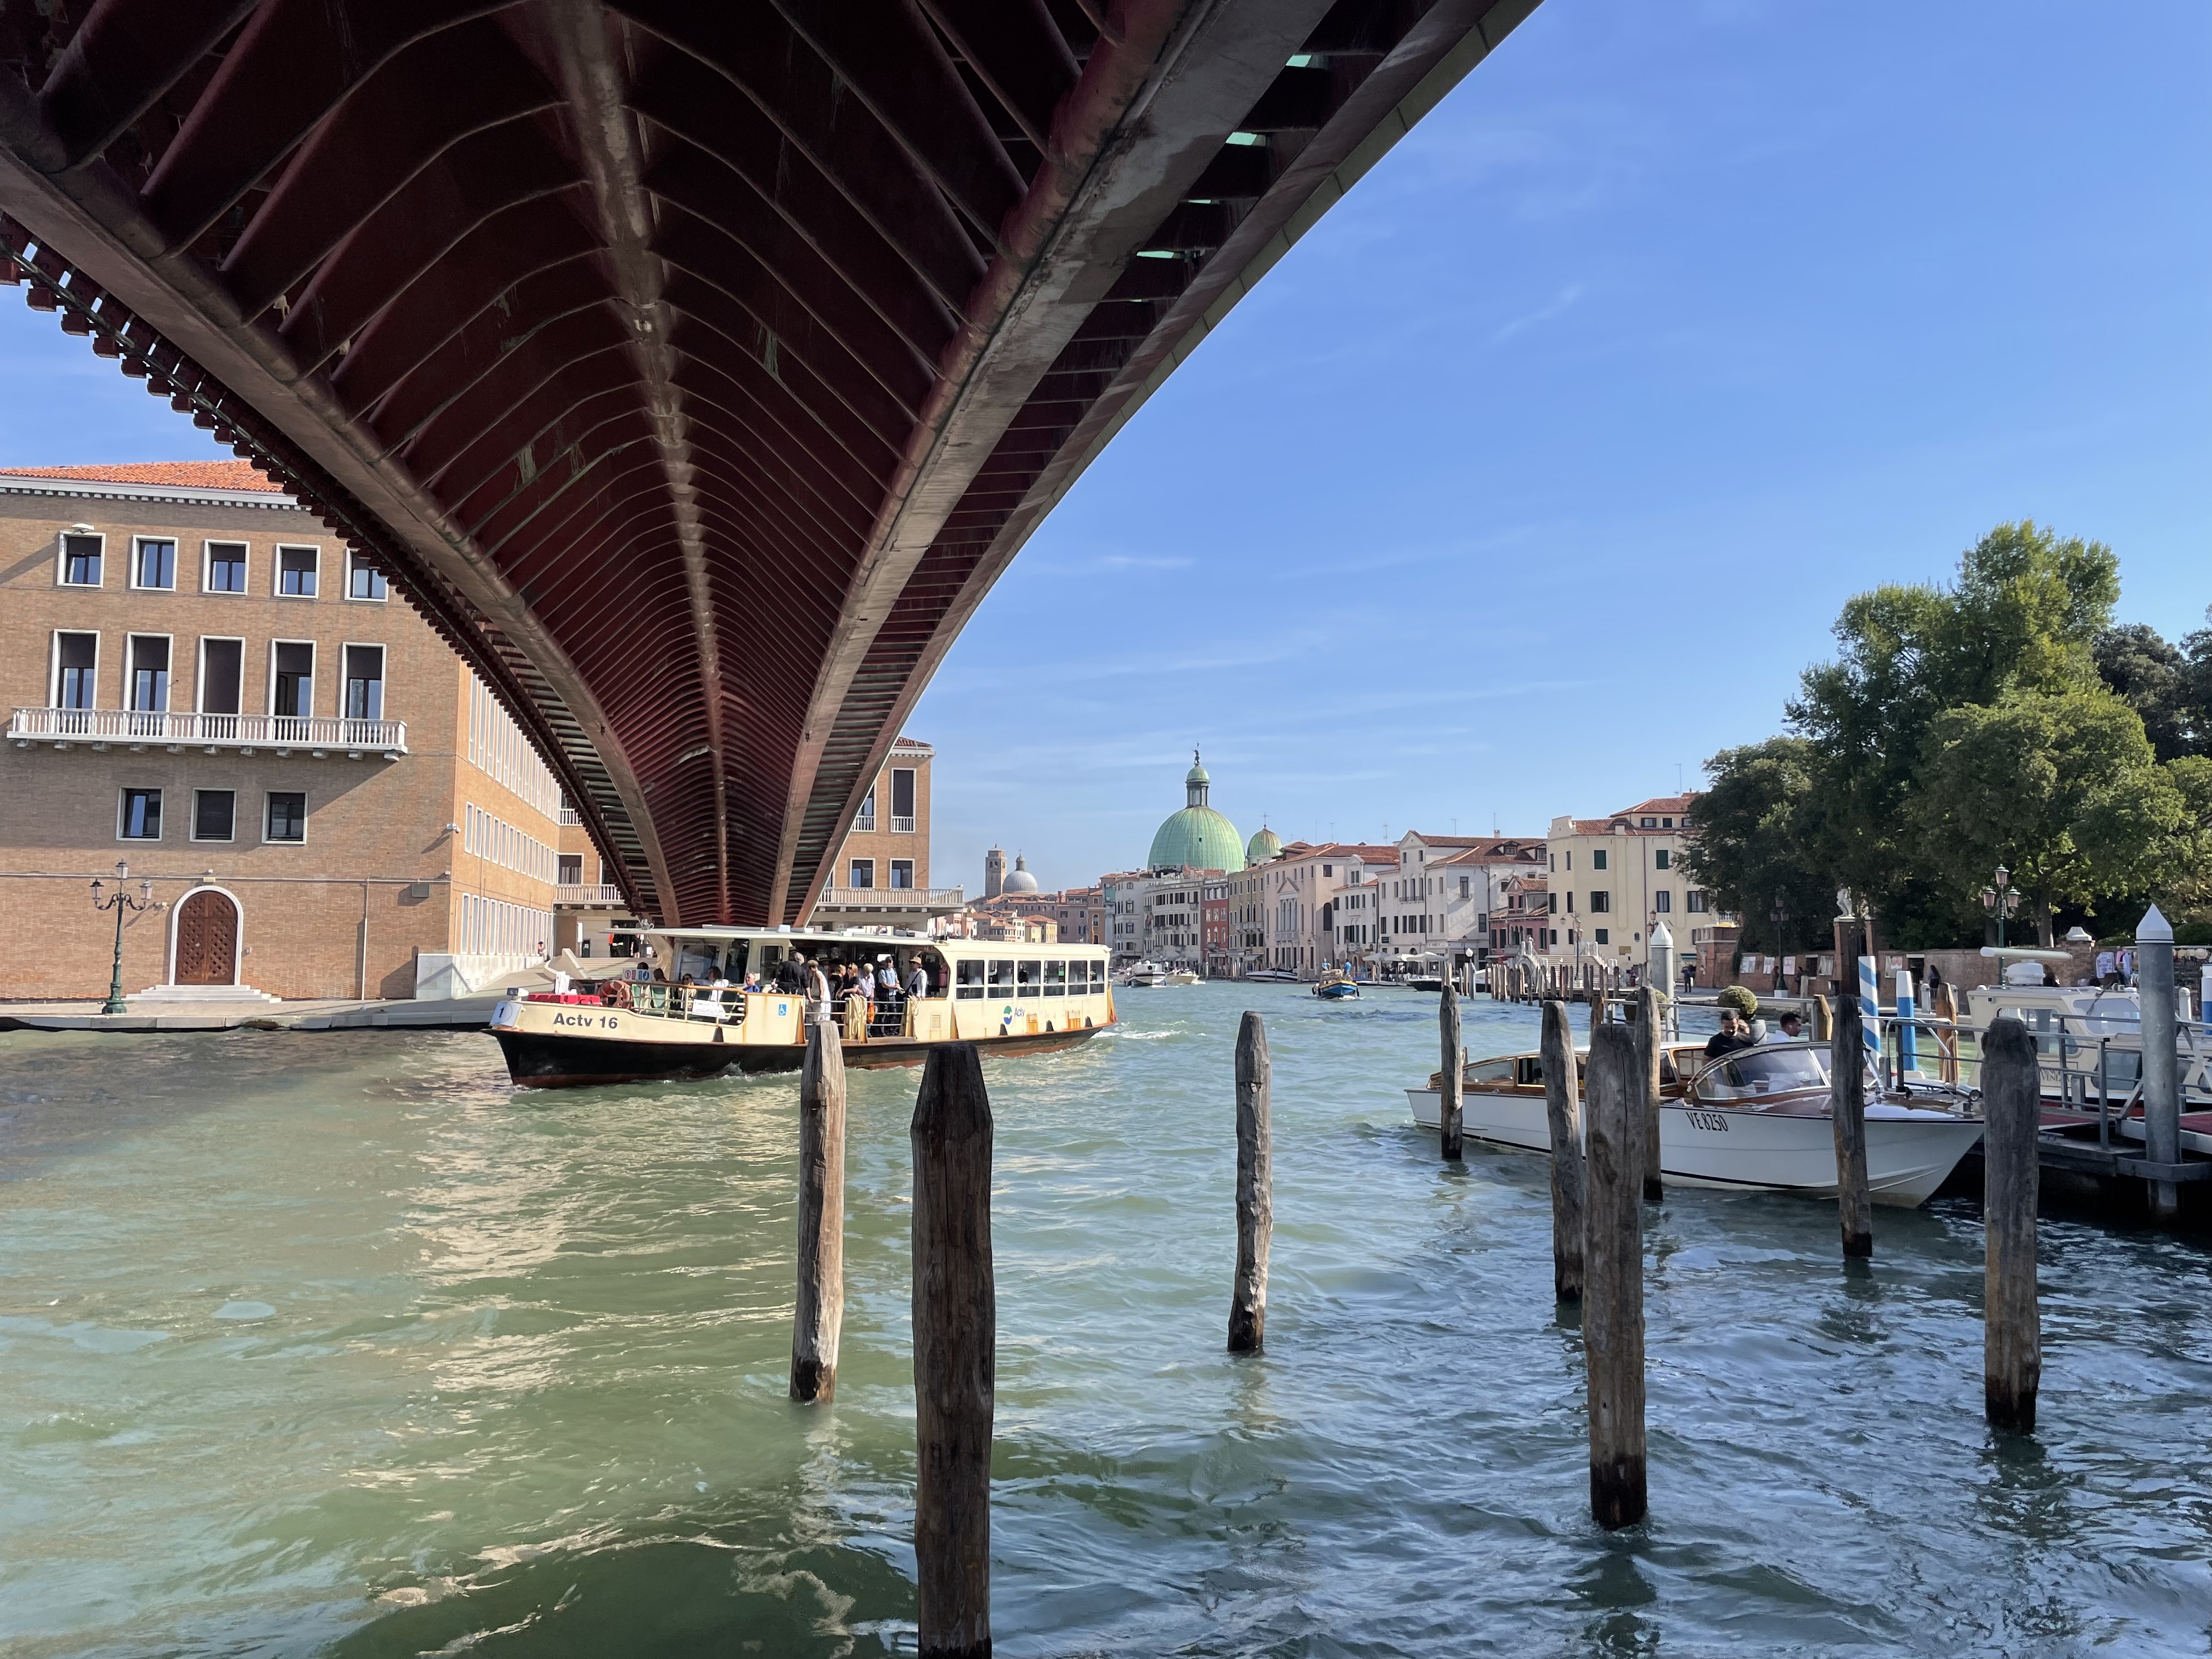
[1680,738,1834,952]
[2163,754,2212,915]
[1909,688,2182,944]
[2094,622,2194,759]
[1787,521,2119,919]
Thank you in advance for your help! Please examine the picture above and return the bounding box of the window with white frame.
[132,537,177,591]
[119,787,162,840]
[850,859,876,888]
[265,791,307,843]
[53,631,98,709]
[59,532,103,586]
[193,789,236,842]
[343,644,385,720]
[275,544,319,597]
[199,637,243,715]
[271,641,314,720]
[204,541,249,594]
[346,550,388,600]
[126,635,171,712]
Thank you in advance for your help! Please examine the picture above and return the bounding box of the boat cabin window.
[1707,1047,1828,1097]
[1017,960,1041,999]
[1468,1057,1515,1085]
[1044,960,1066,996]
[957,958,986,1000]
[1516,1057,1545,1087]
[989,959,1015,999]
[1082,960,1104,993]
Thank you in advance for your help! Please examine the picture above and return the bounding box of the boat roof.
[632,924,1105,951]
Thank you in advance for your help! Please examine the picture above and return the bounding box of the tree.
[2094,622,2194,760]
[1681,738,1835,952]
[1909,688,2183,944]
[1788,521,2120,921]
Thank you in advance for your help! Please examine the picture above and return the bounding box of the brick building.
[0,462,567,1002]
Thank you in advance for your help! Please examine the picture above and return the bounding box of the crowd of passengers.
[601,941,946,1037]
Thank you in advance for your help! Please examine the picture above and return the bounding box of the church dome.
[1246,824,1282,864]
[1147,749,1244,872]
[1003,853,1040,895]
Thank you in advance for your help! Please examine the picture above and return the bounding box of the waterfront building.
[808,737,963,932]
[1489,872,1554,957]
[1543,794,1712,969]
[1098,869,1148,963]
[1201,876,1231,972]
[1252,840,1396,977]
[0,461,562,1001]
[1372,832,1546,976]
[983,843,1008,900]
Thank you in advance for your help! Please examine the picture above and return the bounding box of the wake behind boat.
[1406,1039,1982,1206]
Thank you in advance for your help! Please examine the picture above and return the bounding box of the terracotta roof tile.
[0,459,286,492]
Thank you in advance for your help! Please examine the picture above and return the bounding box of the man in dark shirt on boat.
[1705,1009,1759,1059]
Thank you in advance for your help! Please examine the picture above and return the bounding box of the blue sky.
[3,1,2205,899]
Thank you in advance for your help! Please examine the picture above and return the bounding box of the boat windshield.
[1702,1046,1829,1098]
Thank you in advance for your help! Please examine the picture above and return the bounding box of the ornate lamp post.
[90,860,163,1015]
[1769,891,1790,983]
[1980,864,2020,950]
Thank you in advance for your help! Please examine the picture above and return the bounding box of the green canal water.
[4,984,2211,1656]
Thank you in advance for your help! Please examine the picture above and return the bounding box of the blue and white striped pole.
[1859,950,1882,1074]
[1894,966,1917,1077]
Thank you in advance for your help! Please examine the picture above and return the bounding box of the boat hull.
[496,1021,1105,1088]
[1404,1087,1982,1207]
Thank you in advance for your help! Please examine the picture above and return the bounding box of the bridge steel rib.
[0,0,1539,926]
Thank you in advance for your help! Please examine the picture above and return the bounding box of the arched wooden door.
[173,890,238,985]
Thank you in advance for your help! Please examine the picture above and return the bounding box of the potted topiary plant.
[1716,985,1758,1020]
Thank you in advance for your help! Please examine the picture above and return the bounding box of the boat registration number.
[1684,1110,1730,1132]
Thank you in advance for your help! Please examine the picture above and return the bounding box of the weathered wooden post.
[1229,1012,1272,1353]
[1634,984,1665,1200]
[1583,1022,1647,1528]
[911,1043,994,1658]
[2138,906,2182,1222]
[1980,1015,2040,1431]
[791,1018,848,1402]
[1439,983,1464,1162]
[1539,998,1585,1301]
[1830,917,1874,1258]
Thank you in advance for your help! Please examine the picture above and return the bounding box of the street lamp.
[89,859,164,1015]
[1980,864,2020,950]
[1770,891,1790,985]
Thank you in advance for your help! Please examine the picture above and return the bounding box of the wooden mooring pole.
[1980,1015,2040,1432]
[1229,1012,1272,1353]
[911,1043,994,1658]
[1584,1022,1647,1528]
[1636,984,1664,1201]
[1440,984,1464,1162]
[1540,998,1585,1301]
[791,1018,848,1402]
[1830,918,1874,1257]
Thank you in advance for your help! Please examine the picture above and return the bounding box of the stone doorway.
[173,889,239,985]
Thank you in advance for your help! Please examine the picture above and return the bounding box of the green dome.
[1147,748,1244,872]
[1149,806,1245,873]
[1246,825,1282,864]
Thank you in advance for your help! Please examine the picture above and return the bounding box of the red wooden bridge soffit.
[0,0,1538,924]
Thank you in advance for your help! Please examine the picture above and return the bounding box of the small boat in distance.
[1245,967,1299,984]
[1117,960,1168,987]
[1406,1039,1982,1206]
[1314,970,1361,1001]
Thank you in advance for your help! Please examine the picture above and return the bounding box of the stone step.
[132,983,283,1005]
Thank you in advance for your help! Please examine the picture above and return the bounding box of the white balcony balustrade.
[556,883,625,906]
[10,707,406,757]
[813,885,966,911]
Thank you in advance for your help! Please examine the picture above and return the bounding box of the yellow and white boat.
[490,927,1115,1088]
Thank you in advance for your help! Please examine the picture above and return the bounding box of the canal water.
[4,984,2211,1656]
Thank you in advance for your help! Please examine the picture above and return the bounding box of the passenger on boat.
[1705,1009,1758,1059]
[803,956,832,1024]
[906,956,929,1002]
[1769,1011,1805,1042]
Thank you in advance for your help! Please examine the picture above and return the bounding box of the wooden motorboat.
[491,927,1114,1087]
[1405,1039,1982,1206]
[1313,970,1360,1001]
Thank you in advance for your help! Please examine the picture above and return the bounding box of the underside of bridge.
[0,0,1536,924]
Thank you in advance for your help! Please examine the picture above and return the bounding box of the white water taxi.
[1406,1040,1982,1206]
[490,928,1114,1087]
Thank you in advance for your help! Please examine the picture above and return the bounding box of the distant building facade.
[1544,795,1710,969]
[811,737,963,930]
[0,461,563,1001]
